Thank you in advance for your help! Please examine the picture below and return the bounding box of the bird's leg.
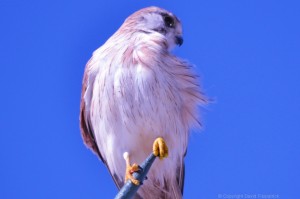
[123,152,140,185]
[153,137,168,159]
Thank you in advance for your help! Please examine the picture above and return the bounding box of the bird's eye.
[164,15,175,28]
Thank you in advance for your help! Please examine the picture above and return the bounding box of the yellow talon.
[153,137,168,159]
[123,152,140,185]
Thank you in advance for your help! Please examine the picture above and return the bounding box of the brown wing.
[79,63,124,190]
[79,66,104,161]
[177,161,185,195]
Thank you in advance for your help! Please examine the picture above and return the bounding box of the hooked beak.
[175,35,184,46]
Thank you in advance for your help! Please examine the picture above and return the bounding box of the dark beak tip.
[176,36,184,46]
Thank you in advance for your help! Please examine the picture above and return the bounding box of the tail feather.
[136,180,182,199]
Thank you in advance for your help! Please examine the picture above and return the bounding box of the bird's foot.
[123,152,141,186]
[153,137,168,159]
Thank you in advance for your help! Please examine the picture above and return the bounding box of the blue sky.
[0,0,299,198]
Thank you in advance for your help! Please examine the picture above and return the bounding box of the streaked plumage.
[80,6,207,198]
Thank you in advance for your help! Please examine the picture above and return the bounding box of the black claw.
[137,166,143,173]
[144,176,148,180]
[140,182,143,185]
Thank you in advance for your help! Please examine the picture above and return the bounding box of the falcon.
[80,6,207,199]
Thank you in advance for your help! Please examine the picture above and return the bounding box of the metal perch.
[114,153,157,199]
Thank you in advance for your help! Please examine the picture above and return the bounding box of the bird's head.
[121,7,183,51]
